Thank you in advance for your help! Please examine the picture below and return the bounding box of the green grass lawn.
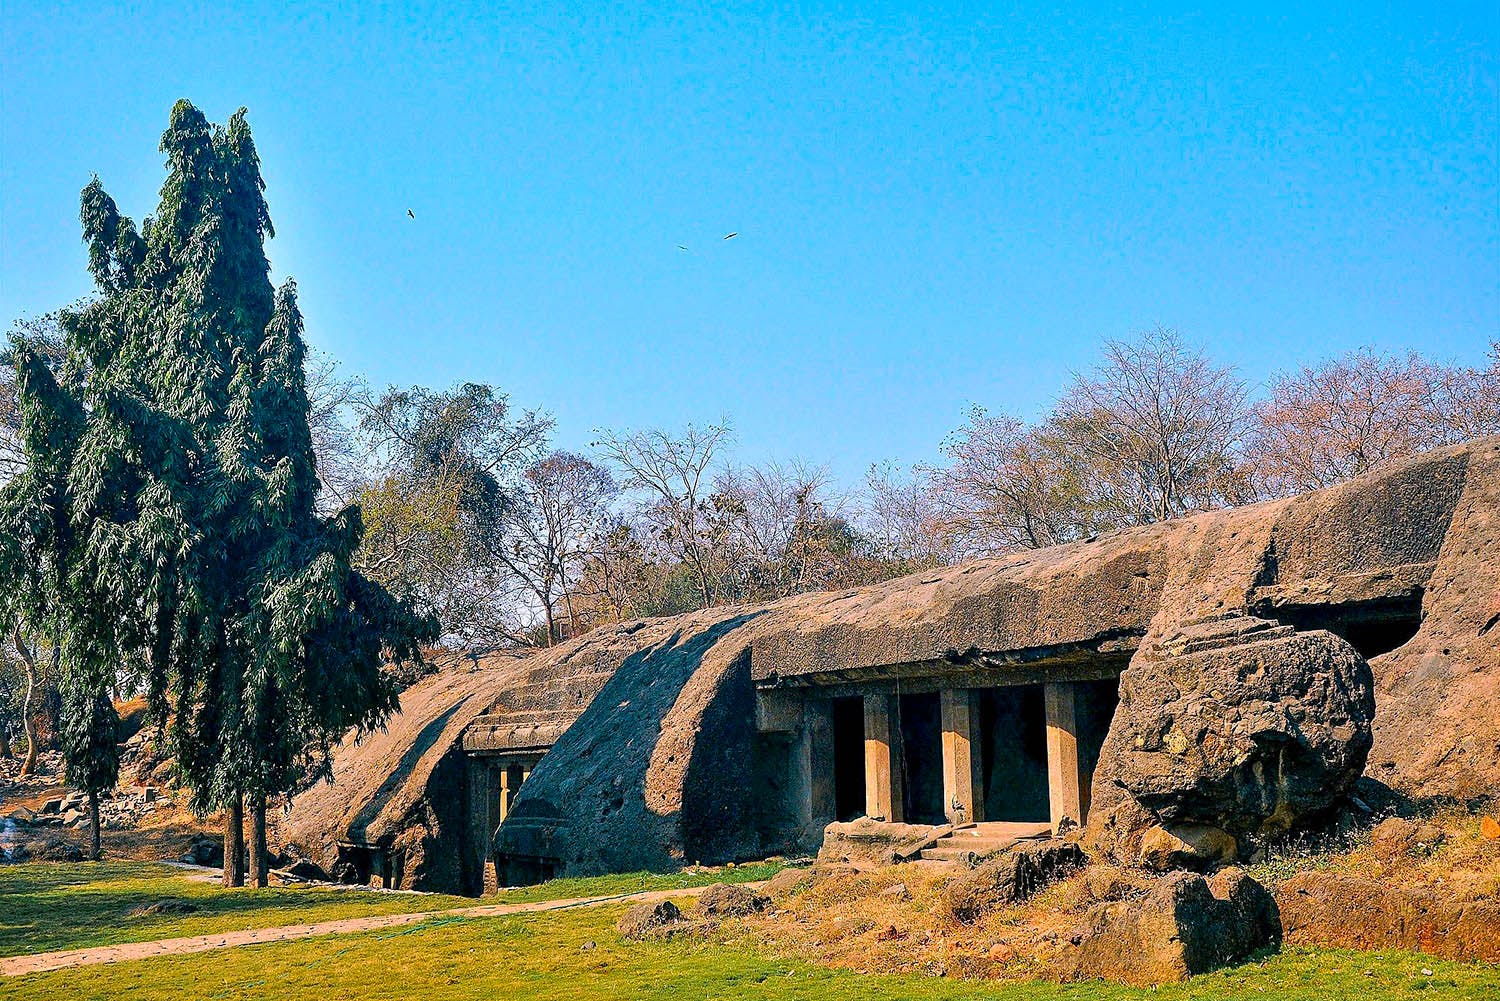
[3,862,1495,1000]
[0,861,780,958]
[4,900,1497,1001]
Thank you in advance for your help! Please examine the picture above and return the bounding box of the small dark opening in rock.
[1258,594,1423,660]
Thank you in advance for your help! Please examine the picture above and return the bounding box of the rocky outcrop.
[1277,871,1500,962]
[815,819,943,870]
[493,609,766,876]
[694,883,771,919]
[943,840,1088,923]
[616,900,686,940]
[1102,618,1375,852]
[1058,868,1280,985]
[281,650,541,892]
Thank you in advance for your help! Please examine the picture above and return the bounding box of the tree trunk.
[248,795,269,888]
[12,625,39,777]
[223,797,245,888]
[87,788,101,861]
[543,602,556,647]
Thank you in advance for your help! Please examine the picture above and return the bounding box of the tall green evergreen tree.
[3,99,433,882]
[0,338,120,858]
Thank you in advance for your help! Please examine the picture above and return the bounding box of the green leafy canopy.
[0,100,436,809]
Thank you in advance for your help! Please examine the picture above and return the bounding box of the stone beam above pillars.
[863,695,904,823]
[940,689,982,825]
[1044,681,1090,831]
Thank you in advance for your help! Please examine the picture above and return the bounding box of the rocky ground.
[0,744,220,866]
[666,804,1500,986]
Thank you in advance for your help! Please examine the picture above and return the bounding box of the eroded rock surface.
[1277,871,1500,962]
[816,819,942,870]
[1058,868,1280,985]
[1137,823,1238,872]
[616,899,685,940]
[1108,620,1375,847]
[943,840,1088,923]
[694,883,771,919]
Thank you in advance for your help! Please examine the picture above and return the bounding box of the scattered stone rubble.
[942,839,1088,923]
[3,785,175,834]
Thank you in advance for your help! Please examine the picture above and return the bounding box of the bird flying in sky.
[407,208,415,219]
[723,232,738,240]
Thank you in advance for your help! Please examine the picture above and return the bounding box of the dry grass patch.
[1248,804,1500,898]
[714,859,1165,982]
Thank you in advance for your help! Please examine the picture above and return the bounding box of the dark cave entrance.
[1258,594,1424,659]
[897,692,945,826]
[976,685,1050,823]
[831,696,866,822]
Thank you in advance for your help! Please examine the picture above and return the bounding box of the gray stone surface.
[615,899,685,940]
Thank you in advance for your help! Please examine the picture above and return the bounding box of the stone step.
[915,821,1053,864]
[1162,615,1295,656]
[919,842,1019,863]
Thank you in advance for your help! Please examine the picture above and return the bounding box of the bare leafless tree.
[1249,348,1500,495]
[593,421,733,609]
[493,451,617,644]
[930,409,1101,554]
[303,351,363,512]
[860,463,953,568]
[1054,327,1251,525]
[709,460,868,599]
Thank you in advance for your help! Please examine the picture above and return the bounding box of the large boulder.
[1102,617,1374,848]
[1058,868,1280,985]
[943,839,1088,924]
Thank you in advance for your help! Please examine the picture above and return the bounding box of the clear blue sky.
[3,3,1496,486]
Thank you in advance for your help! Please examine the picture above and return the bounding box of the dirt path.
[2,883,723,977]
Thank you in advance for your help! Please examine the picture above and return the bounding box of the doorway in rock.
[977,685,1050,823]
[1075,677,1121,797]
[831,696,866,822]
[898,692,945,825]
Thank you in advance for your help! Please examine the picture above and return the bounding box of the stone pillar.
[863,695,904,822]
[495,765,512,829]
[940,688,982,825]
[802,700,837,842]
[1044,681,1089,830]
